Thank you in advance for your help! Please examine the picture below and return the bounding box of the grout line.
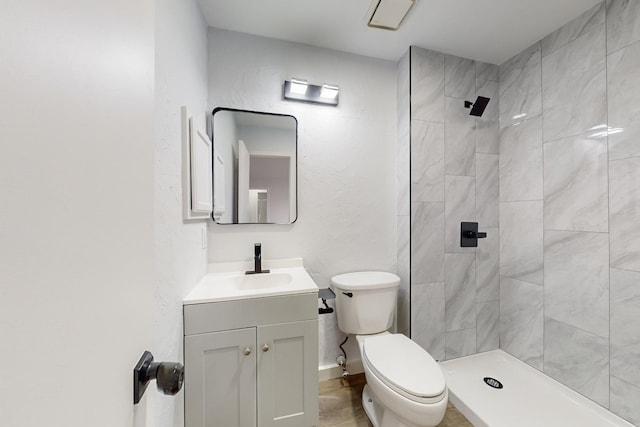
[542,228,610,234]
[604,12,612,407]
[408,46,413,340]
[499,199,544,204]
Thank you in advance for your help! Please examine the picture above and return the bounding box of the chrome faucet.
[245,243,270,275]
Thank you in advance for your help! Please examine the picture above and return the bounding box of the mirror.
[211,108,297,224]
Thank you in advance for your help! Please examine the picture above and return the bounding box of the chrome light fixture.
[283,78,339,106]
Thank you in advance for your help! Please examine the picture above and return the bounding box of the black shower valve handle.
[463,230,487,239]
[460,222,488,247]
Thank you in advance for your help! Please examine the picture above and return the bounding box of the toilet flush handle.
[342,292,353,298]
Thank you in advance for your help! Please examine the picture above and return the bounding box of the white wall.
[207,29,397,368]
[0,1,154,426]
[212,110,238,223]
[154,0,208,426]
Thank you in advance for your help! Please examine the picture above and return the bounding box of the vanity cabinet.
[184,293,318,427]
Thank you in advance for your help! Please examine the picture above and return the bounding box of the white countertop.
[184,258,319,305]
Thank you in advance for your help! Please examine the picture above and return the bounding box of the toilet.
[331,271,448,427]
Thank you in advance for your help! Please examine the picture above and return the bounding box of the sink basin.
[184,258,318,304]
[226,272,293,290]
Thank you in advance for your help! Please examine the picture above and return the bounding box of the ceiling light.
[290,78,308,95]
[283,79,339,106]
[320,84,339,99]
[366,0,415,31]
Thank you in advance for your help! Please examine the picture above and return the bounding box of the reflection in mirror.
[211,108,297,224]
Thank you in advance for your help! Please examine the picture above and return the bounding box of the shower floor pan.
[440,350,634,427]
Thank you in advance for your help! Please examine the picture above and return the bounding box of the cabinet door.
[185,328,257,427]
[257,320,319,427]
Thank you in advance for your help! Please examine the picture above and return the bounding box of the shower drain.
[483,377,503,389]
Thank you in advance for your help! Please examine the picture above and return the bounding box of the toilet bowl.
[357,333,447,427]
[331,272,448,427]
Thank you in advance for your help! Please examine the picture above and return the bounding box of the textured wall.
[153,0,209,425]
[403,47,500,361]
[206,29,397,369]
[498,1,640,424]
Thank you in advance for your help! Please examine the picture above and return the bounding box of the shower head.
[464,96,491,117]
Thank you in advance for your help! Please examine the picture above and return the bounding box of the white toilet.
[331,271,448,427]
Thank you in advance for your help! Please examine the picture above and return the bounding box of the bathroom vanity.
[183,259,319,427]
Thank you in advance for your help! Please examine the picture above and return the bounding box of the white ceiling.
[197,0,601,65]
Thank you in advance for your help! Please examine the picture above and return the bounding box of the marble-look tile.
[445,55,475,99]
[476,301,499,352]
[499,43,542,128]
[445,97,476,176]
[411,120,444,202]
[541,23,606,142]
[610,376,640,426]
[544,230,609,338]
[476,154,499,228]
[610,157,640,271]
[476,117,499,155]
[411,202,445,283]
[476,227,499,302]
[445,253,476,332]
[397,145,410,216]
[543,317,610,407]
[499,116,543,202]
[397,49,410,216]
[476,62,498,82]
[397,215,410,287]
[543,133,608,232]
[607,0,640,54]
[445,176,476,253]
[476,79,499,154]
[398,49,410,112]
[541,3,605,56]
[397,215,410,335]
[500,201,543,285]
[475,79,498,121]
[411,47,445,123]
[607,39,640,160]
[500,278,543,369]
[445,328,476,360]
[411,282,445,361]
[397,285,410,337]
[610,268,640,387]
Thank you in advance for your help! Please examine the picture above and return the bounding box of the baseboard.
[318,359,364,382]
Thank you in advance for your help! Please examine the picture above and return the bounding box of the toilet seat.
[363,334,446,404]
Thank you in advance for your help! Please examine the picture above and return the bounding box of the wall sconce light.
[283,78,339,106]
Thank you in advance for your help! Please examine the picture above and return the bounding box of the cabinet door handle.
[243,347,251,356]
[262,344,270,352]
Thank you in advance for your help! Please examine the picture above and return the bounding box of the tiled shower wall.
[498,1,640,424]
[397,47,501,361]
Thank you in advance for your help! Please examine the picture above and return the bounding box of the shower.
[464,96,490,117]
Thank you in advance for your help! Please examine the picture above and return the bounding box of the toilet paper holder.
[133,351,184,404]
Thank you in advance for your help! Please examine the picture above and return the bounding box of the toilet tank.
[331,271,400,335]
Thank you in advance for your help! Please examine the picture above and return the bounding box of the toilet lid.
[331,271,400,291]
[363,334,445,399]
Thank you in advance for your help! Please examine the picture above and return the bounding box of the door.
[237,139,250,222]
[0,0,155,426]
[257,320,319,427]
[184,328,257,427]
